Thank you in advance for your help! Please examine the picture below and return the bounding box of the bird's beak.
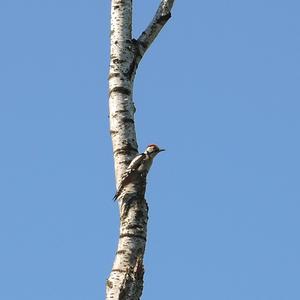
[159,149,166,152]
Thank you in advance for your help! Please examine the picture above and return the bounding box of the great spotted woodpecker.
[113,144,165,200]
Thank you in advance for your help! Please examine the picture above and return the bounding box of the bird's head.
[145,144,165,158]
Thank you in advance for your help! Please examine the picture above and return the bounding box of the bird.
[113,144,165,200]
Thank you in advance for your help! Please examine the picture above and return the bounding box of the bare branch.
[137,0,174,57]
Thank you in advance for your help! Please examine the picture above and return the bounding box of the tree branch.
[137,0,174,58]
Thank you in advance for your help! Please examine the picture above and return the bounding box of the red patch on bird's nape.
[147,144,158,149]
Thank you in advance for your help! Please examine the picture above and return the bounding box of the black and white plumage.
[113,144,165,200]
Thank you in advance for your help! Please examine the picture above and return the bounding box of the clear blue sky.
[1,1,299,299]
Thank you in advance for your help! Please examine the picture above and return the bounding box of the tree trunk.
[106,1,174,299]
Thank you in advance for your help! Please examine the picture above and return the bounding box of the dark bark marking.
[114,144,137,155]
[125,61,136,80]
[108,73,119,80]
[124,39,142,80]
[116,250,127,255]
[115,109,128,114]
[122,117,134,124]
[112,268,127,273]
[113,59,126,64]
[118,159,131,166]
[110,130,119,136]
[135,208,147,223]
[134,256,144,280]
[109,87,131,96]
[121,196,138,218]
[139,40,148,50]
[118,258,144,300]
[119,256,144,299]
[157,12,172,25]
[119,233,146,241]
[115,0,126,5]
[126,224,144,230]
[119,276,130,300]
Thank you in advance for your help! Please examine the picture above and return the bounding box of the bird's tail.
[113,186,121,201]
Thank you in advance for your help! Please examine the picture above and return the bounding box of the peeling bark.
[106,1,174,299]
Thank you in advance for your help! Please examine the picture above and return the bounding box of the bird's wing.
[113,153,146,200]
[126,153,146,172]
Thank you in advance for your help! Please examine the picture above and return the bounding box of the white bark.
[106,1,174,299]
[109,0,137,185]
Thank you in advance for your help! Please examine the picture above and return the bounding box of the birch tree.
[106,1,174,299]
